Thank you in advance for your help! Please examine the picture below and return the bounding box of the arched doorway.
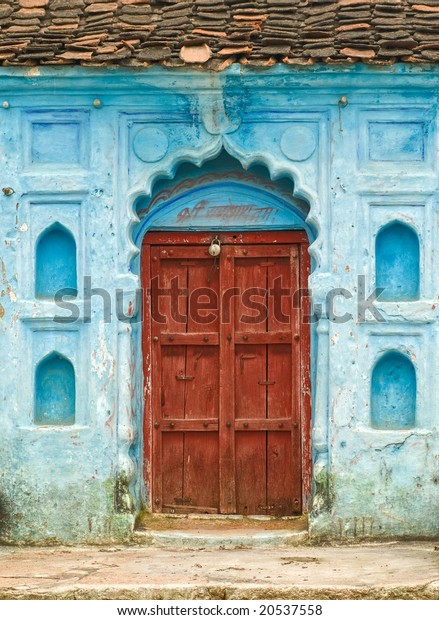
[137,153,313,516]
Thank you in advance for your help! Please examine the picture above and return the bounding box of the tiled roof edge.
[0,0,438,68]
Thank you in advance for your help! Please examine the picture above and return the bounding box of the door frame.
[141,230,312,513]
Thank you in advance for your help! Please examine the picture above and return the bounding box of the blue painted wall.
[0,65,438,542]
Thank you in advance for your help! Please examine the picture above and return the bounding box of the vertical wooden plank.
[266,344,295,515]
[186,258,220,334]
[290,244,303,513]
[300,241,312,511]
[234,257,267,334]
[141,242,152,502]
[234,344,267,513]
[267,344,292,419]
[235,431,266,515]
[150,246,164,511]
[234,345,266,419]
[266,431,294,515]
[267,258,292,421]
[183,432,219,510]
[153,255,188,511]
[233,255,267,515]
[268,257,291,333]
[219,245,236,513]
[184,346,219,419]
[158,258,188,333]
[161,432,185,507]
[183,258,220,511]
[267,256,296,515]
[161,345,186,421]
[185,259,220,420]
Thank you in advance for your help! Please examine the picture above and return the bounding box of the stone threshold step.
[133,528,309,549]
[136,512,308,531]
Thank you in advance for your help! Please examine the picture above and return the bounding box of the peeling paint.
[26,67,40,78]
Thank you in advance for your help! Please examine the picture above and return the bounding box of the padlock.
[208,236,221,257]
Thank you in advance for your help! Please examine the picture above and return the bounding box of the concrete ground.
[1,541,439,600]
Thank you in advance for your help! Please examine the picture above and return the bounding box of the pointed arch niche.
[35,223,77,298]
[133,151,314,246]
[371,351,416,430]
[35,352,76,426]
[375,221,420,301]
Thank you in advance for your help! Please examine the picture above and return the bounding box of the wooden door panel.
[144,234,310,517]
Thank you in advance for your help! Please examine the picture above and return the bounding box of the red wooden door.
[142,232,311,516]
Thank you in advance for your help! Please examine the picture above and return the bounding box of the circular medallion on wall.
[133,127,169,163]
[280,125,317,162]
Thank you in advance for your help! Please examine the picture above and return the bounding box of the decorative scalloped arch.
[125,137,322,271]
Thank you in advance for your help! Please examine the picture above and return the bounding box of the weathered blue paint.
[31,120,81,166]
[35,224,77,298]
[371,352,416,430]
[35,353,76,426]
[0,65,438,543]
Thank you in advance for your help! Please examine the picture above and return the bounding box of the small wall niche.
[35,224,77,298]
[371,351,416,430]
[35,353,76,426]
[375,222,420,301]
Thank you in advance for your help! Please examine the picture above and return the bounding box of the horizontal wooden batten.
[162,505,219,514]
[231,245,292,258]
[235,331,293,344]
[159,418,219,431]
[234,418,293,431]
[144,231,308,246]
[160,333,219,345]
[154,247,213,260]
